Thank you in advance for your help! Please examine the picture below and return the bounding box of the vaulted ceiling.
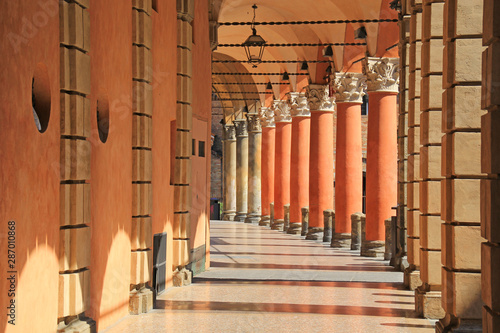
[210,0,399,121]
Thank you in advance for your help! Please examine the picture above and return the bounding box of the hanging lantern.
[242,4,266,67]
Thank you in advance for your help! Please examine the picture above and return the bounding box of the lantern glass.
[243,30,266,65]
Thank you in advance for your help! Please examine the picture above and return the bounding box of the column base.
[222,212,236,221]
[173,267,192,287]
[305,227,323,240]
[129,287,153,315]
[286,222,302,235]
[245,215,261,224]
[301,221,308,236]
[234,213,247,222]
[57,315,96,333]
[436,314,482,333]
[403,267,423,290]
[271,219,284,231]
[259,215,270,226]
[415,287,445,319]
[360,239,385,258]
[331,233,351,248]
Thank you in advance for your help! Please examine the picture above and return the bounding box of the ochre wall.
[1,0,212,331]
[151,0,177,290]
[191,0,212,267]
[88,0,132,330]
[0,1,61,332]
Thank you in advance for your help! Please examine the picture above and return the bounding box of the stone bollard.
[384,218,393,261]
[283,204,290,232]
[301,207,309,236]
[267,203,274,228]
[350,212,364,251]
[323,210,334,243]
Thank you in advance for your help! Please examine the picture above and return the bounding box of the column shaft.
[234,120,248,221]
[223,125,236,220]
[273,121,292,228]
[260,127,275,225]
[335,103,363,235]
[365,92,398,242]
[246,114,262,224]
[289,117,310,226]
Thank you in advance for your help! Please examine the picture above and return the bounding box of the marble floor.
[103,220,436,333]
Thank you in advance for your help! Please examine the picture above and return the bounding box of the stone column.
[306,85,335,240]
[331,73,365,248]
[245,113,262,224]
[222,124,236,220]
[482,1,500,331]
[272,100,292,231]
[361,57,399,257]
[437,1,485,331]
[259,107,275,226]
[234,119,249,222]
[415,0,445,320]
[405,5,424,290]
[396,13,411,272]
[288,92,310,234]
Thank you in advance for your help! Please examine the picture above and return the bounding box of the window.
[192,139,196,156]
[198,141,205,157]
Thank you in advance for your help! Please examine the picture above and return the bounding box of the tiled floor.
[104,221,436,333]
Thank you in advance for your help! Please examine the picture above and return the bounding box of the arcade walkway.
[104,221,435,333]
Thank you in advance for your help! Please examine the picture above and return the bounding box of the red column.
[272,100,292,231]
[363,57,399,257]
[307,85,335,240]
[331,72,365,248]
[288,93,310,234]
[259,107,275,226]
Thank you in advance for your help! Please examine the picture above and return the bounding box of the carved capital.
[362,57,400,93]
[331,72,366,104]
[273,100,292,122]
[259,107,275,128]
[224,124,236,141]
[306,84,335,112]
[289,92,310,117]
[234,119,248,137]
[246,113,262,132]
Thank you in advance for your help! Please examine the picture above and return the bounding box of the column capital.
[246,113,262,133]
[331,72,366,104]
[362,57,400,93]
[289,92,311,117]
[273,100,292,122]
[306,84,335,112]
[233,119,248,137]
[259,107,275,128]
[224,124,236,141]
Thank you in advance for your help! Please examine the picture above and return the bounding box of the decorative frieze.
[273,100,292,122]
[234,119,248,137]
[331,72,366,104]
[306,84,335,112]
[289,92,310,117]
[246,113,262,133]
[363,57,400,93]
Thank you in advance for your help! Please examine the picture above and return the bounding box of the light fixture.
[323,45,333,57]
[266,82,272,90]
[282,71,290,81]
[242,4,266,68]
[325,65,332,74]
[354,27,367,40]
[300,61,309,71]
